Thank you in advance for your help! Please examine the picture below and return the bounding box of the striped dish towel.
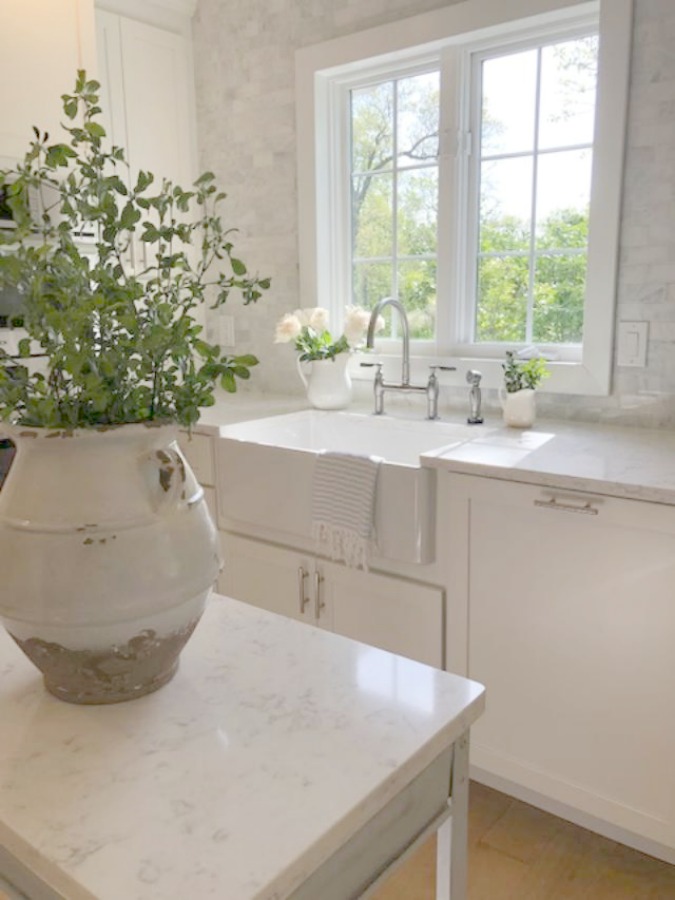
[311,451,381,570]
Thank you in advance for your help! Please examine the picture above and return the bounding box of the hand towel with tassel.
[311,451,381,570]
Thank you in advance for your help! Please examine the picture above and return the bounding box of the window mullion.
[435,47,460,352]
[392,79,399,340]
[526,46,544,346]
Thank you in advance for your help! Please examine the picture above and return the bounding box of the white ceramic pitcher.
[296,354,352,410]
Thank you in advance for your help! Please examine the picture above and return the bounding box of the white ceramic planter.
[297,355,352,410]
[500,388,537,428]
[0,423,221,704]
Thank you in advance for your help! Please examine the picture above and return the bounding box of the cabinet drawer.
[179,432,215,486]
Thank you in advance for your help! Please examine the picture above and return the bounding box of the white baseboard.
[471,765,675,867]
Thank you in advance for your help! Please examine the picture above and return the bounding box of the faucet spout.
[366,297,410,385]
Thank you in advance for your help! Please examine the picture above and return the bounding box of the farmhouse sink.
[215,410,476,564]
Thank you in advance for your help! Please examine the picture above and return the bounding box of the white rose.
[293,308,311,327]
[343,305,373,345]
[308,307,329,332]
[274,313,303,343]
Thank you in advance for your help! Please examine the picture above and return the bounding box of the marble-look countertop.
[421,418,675,505]
[0,595,484,900]
[194,390,675,506]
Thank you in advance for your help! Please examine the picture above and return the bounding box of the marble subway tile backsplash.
[193,0,675,428]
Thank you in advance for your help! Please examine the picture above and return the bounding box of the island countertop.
[0,595,484,900]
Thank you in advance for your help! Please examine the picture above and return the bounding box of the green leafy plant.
[503,351,550,393]
[0,71,270,429]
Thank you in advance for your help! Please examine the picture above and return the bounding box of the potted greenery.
[0,72,270,704]
[500,350,549,427]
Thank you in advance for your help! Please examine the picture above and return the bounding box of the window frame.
[296,0,633,395]
[461,20,599,356]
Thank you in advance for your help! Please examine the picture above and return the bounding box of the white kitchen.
[1,0,675,898]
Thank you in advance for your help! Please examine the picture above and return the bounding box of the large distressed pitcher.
[0,423,221,704]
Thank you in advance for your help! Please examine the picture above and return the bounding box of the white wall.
[192,0,675,427]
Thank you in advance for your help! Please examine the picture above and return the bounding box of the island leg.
[436,732,470,900]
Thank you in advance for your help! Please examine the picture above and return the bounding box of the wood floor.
[372,781,675,900]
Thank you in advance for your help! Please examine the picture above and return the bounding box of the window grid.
[472,34,597,347]
[349,72,440,341]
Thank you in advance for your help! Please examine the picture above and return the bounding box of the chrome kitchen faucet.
[361,297,456,418]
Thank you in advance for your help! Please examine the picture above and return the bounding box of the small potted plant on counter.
[0,71,270,704]
[500,350,550,427]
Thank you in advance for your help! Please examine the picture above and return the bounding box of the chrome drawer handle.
[534,496,599,516]
[314,570,325,618]
[297,566,310,613]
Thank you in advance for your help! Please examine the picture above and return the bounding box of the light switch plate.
[218,315,236,348]
[617,321,648,368]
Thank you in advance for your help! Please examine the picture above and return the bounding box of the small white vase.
[500,387,536,428]
[0,423,220,704]
[297,354,352,410]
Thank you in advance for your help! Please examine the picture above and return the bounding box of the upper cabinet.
[0,0,97,166]
[95,6,198,191]
[0,0,198,189]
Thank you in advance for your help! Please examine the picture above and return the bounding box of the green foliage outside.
[349,62,591,345]
[350,73,439,341]
[0,72,270,430]
[477,208,588,344]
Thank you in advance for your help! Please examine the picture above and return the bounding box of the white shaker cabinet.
[0,1,97,167]
[444,472,675,860]
[220,532,445,669]
[95,4,200,317]
[95,10,196,189]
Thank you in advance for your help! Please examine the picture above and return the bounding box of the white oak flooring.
[372,781,675,900]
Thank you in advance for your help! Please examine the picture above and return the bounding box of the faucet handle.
[428,365,457,376]
[360,361,383,381]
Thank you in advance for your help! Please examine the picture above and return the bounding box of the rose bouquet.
[274,306,382,361]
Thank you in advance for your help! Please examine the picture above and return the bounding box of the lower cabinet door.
[219,532,315,625]
[322,561,444,668]
[459,474,675,853]
[219,533,445,668]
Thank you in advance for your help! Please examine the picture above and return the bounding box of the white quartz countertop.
[421,418,675,505]
[196,391,675,506]
[0,595,484,900]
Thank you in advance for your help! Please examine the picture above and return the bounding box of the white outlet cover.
[617,321,648,368]
[218,316,236,348]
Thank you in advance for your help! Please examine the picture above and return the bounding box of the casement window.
[296,0,632,394]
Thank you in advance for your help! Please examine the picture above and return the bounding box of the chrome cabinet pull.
[297,566,310,613]
[534,496,599,516]
[314,570,325,618]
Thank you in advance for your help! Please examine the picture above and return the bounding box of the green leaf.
[85,121,106,139]
[230,257,247,276]
[120,202,141,230]
[220,370,237,393]
[63,98,79,120]
[232,354,259,367]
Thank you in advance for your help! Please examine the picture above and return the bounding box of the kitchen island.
[0,594,484,900]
